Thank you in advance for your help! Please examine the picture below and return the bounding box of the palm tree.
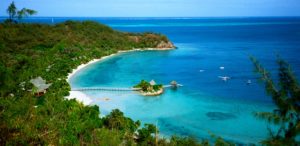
[17,8,37,21]
[6,1,37,23]
[251,56,300,145]
[6,1,16,22]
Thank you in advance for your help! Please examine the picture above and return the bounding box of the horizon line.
[1,16,300,18]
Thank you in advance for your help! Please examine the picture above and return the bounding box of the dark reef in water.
[206,112,237,120]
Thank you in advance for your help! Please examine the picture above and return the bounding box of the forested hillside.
[0,21,204,145]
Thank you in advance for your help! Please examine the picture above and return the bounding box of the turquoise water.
[67,18,300,144]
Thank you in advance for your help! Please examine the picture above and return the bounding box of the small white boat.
[218,76,230,81]
[247,80,252,85]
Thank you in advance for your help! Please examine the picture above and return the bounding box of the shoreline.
[140,88,164,96]
[65,47,175,105]
[67,47,175,82]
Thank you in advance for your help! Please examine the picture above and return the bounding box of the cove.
[69,49,274,144]
[69,17,300,144]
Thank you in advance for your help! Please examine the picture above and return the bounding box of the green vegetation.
[134,80,163,93]
[1,16,298,145]
[251,57,300,145]
[0,21,170,97]
[3,2,297,144]
[0,20,204,145]
[6,1,37,23]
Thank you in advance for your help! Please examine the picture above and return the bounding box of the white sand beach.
[65,91,92,105]
[67,53,117,82]
[65,53,117,105]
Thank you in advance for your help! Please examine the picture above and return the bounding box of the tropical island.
[1,1,300,146]
[134,80,164,96]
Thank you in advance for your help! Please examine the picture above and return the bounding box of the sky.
[1,0,300,17]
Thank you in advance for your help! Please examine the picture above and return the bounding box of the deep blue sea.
[5,17,300,144]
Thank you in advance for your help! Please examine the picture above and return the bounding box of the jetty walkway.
[72,87,141,91]
[71,84,183,92]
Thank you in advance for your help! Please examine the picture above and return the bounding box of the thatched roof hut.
[30,76,52,96]
[170,81,178,87]
[150,80,156,86]
[170,81,177,86]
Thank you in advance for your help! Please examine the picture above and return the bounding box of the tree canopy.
[251,56,300,145]
[6,1,37,23]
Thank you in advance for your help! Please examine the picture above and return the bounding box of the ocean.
[7,17,300,144]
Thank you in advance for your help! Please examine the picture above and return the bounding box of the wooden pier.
[71,84,182,92]
[72,87,141,91]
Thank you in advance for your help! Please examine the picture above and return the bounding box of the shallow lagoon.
[69,18,300,144]
[70,49,275,143]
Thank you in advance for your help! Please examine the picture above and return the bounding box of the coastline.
[140,88,164,96]
[66,53,116,82]
[65,47,175,105]
[65,91,93,105]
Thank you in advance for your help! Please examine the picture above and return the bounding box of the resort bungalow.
[30,76,52,96]
[150,80,156,86]
[170,81,178,88]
